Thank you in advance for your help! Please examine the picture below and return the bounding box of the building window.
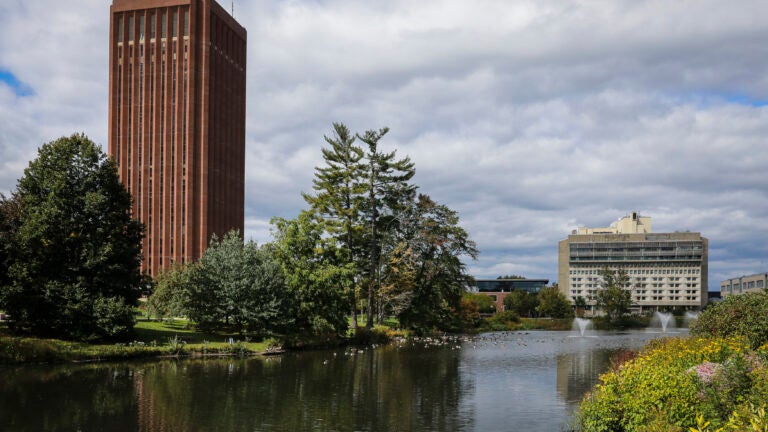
[184,9,189,36]
[139,15,145,41]
[117,17,123,43]
[162,12,167,38]
[172,11,178,37]
[150,13,155,39]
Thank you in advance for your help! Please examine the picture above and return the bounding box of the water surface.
[0,329,683,431]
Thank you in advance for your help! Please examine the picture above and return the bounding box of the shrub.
[692,292,768,349]
[576,337,750,431]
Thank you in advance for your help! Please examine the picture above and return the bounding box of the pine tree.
[303,123,367,328]
[357,127,416,328]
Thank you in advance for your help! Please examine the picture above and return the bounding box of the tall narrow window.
[128,15,134,42]
[184,10,189,36]
[161,12,167,38]
[150,13,155,39]
[139,15,145,41]
[172,11,178,37]
[117,17,123,43]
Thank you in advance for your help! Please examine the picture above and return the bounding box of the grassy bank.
[0,320,276,365]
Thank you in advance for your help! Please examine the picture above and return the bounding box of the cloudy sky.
[1,0,767,287]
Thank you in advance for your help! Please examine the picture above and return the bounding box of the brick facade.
[108,0,246,276]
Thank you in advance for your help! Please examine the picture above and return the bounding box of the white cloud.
[1,0,767,286]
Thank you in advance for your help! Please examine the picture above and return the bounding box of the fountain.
[649,311,676,333]
[684,311,700,328]
[572,318,593,337]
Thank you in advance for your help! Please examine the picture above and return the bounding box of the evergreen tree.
[302,123,367,329]
[0,134,143,340]
[357,127,416,327]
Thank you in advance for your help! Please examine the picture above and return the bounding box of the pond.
[0,329,685,431]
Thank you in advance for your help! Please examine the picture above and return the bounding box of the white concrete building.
[559,212,708,312]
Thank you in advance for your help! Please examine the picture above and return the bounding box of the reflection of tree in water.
[555,348,627,407]
[136,343,467,431]
[0,364,139,431]
[0,344,466,431]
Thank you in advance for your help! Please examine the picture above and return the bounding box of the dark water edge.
[0,329,684,432]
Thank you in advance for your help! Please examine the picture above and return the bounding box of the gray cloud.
[1,0,767,287]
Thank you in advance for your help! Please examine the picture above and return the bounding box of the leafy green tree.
[147,264,188,321]
[357,127,416,328]
[302,123,367,329]
[271,212,352,338]
[184,231,288,335]
[536,286,573,319]
[0,193,23,295]
[573,295,588,317]
[692,291,768,349]
[0,134,143,340]
[503,290,539,317]
[392,194,478,332]
[592,267,633,321]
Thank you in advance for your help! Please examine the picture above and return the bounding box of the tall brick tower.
[108,0,246,276]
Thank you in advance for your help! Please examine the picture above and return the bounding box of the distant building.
[472,279,549,312]
[108,0,247,276]
[558,212,708,313]
[721,272,768,297]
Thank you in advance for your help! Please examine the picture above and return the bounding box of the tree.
[146,264,188,321]
[573,295,588,317]
[184,231,288,335]
[390,194,478,332]
[357,127,416,328]
[0,193,23,294]
[536,286,573,319]
[271,212,352,338]
[0,134,143,340]
[503,290,539,317]
[302,123,367,329]
[592,267,633,321]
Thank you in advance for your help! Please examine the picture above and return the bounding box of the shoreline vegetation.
[1,316,584,365]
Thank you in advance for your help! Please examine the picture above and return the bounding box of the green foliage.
[457,293,496,329]
[536,286,573,319]
[503,290,539,317]
[592,267,633,322]
[0,193,23,292]
[271,212,351,338]
[482,310,521,331]
[183,231,289,335]
[0,134,143,341]
[692,291,768,349]
[576,337,768,432]
[464,293,496,314]
[393,194,478,333]
[302,123,367,328]
[357,126,416,328]
[147,264,187,321]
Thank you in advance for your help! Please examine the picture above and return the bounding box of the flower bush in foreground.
[576,337,768,431]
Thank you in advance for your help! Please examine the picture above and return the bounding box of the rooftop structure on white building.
[559,212,708,313]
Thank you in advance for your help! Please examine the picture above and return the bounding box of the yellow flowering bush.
[576,337,752,431]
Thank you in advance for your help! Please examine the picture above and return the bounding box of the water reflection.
[0,330,679,431]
